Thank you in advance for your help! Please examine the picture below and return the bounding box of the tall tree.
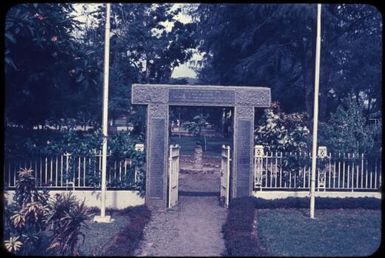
[85,4,197,128]
[5,3,198,131]
[5,3,84,128]
[191,4,382,121]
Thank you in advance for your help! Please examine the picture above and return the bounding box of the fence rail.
[4,151,142,190]
[254,148,381,192]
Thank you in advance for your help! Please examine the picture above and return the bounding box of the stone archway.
[132,84,271,209]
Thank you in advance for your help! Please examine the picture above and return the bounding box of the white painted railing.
[4,150,142,190]
[254,147,381,192]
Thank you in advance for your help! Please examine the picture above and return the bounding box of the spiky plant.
[47,194,90,255]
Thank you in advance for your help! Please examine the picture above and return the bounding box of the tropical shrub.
[46,193,91,256]
[255,104,312,186]
[255,104,311,153]
[183,113,210,150]
[14,168,49,208]
[4,168,50,255]
[319,98,382,157]
[3,168,91,255]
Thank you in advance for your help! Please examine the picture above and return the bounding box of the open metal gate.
[220,145,231,207]
[168,144,180,208]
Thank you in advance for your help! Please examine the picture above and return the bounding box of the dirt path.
[134,156,228,257]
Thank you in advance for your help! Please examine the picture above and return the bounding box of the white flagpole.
[95,3,112,223]
[310,3,322,219]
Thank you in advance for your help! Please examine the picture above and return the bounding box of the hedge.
[253,197,381,210]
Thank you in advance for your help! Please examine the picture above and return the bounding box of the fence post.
[65,152,70,188]
[374,159,377,189]
[45,157,48,187]
[55,156,58,187]
[279,152,283,189]
[360,153,364,189]
[365,158,368,188]
[332,153,336,189]
[328,152,331,189]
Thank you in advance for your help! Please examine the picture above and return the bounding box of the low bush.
[253,197,381,210]
[102,205,151,256]
[222,197,267,256]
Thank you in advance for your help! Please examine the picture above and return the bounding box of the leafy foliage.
[255,103,311,153]
[255,104,311,184]
[5,4,86,128]
[46,193,91,256]
[5,3,197,131]
[4,168,91,256]
[191,4,381,121]
[5,128,146,192]
[182,113,210,150]
[14,168,49,208]
[319,98,382,155]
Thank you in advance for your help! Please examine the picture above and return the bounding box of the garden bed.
[78,206,151,256]
[99,205,151,256]
[79,208,128,255]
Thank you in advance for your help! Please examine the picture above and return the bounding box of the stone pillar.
[232,106,254,198]
[146,104,169,209]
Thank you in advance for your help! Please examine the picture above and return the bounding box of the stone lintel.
[132,84,271,107]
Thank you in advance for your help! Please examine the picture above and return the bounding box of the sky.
[72,3,199,79]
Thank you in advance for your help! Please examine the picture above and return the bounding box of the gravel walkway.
[135,156,228,257]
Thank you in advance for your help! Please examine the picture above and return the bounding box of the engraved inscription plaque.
[169,89,235,105]
[149,119,165,197]
[236,120,251,196]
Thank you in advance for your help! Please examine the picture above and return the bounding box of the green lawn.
[257,208,381,256]
[170,135,232,156]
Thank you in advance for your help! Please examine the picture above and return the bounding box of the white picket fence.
[254,149,381,192]
[4,151,141,190]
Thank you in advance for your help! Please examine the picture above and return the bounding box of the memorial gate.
[132,84,271,208]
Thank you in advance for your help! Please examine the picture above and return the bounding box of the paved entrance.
[134,157,227,256]
[131,84,271,209]
[134,196,227,256]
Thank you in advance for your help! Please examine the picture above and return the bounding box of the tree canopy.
[5,3,382,155]
[190,4,382,121]
[5,3,197,130]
